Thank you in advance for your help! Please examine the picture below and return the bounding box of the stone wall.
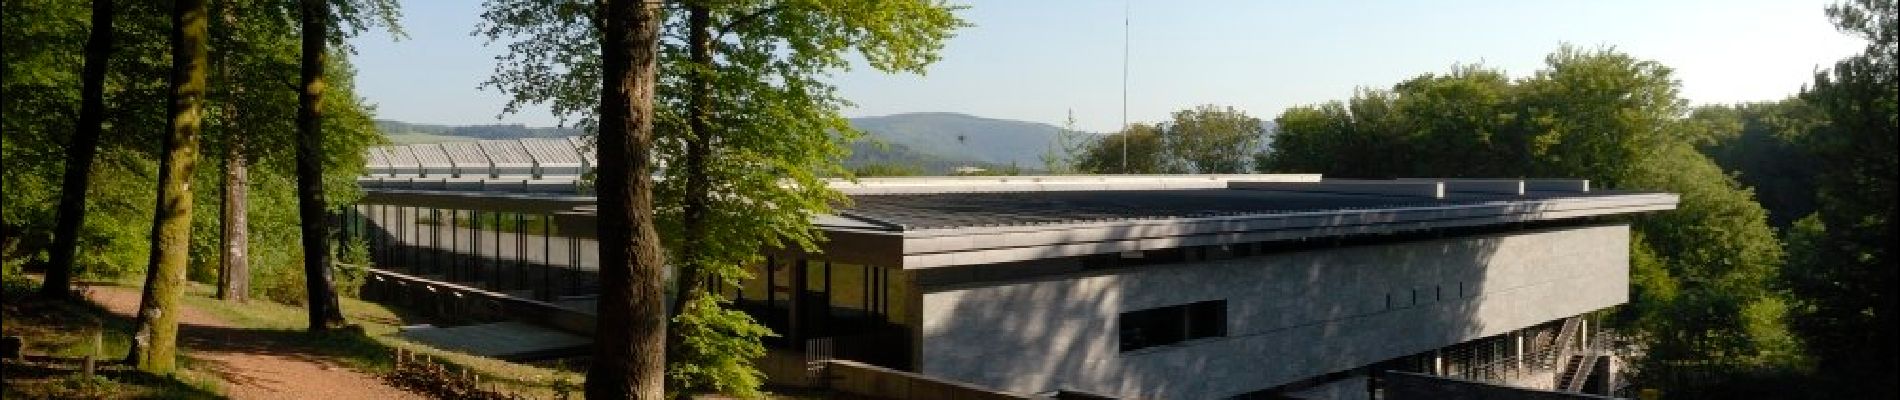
[916,224,1631,399]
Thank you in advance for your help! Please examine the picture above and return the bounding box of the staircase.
[1539,317,1582,370]
[1554,330,1608,392]
[1556,354,1595,392]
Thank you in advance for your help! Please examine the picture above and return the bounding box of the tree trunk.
[297,0,345,331]
[216,1,249,303]
[586,0,667,398]
[218,132,250,302]
[129,0,207,374]
[41,0,115,300]
[666,1,713,335]
[665,8,715,394]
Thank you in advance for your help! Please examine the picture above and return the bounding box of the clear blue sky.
[348,0,1863,132]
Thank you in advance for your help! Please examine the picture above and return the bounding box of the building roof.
[354,174,1676,268]
[837,188,1645,231]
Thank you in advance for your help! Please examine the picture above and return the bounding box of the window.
[1119,300,1227,351]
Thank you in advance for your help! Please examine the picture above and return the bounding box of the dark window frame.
[1120,300,1227,352]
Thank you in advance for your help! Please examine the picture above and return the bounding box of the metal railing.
[1559,330,1610,392]
[1540,317,1583,371]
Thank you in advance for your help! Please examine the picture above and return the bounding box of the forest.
[3,0,1893,399]
[1057,2,1895,397]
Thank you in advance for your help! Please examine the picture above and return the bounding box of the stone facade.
[917,224,1630,399]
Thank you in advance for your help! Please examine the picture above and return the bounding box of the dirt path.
[85,285,422,400]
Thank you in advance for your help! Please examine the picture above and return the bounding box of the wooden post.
[83,328,101,378]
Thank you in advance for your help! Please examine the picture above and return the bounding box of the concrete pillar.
[1581,319,1590,350]
[1591,354,1618,395]
[1433,349,1444,375]
[1514,331,1525,375]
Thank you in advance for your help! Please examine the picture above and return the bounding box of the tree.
[1041,110,1092,174]
[295,0,348,331]
[40,0,115,300]
[1693,100,1824,229]
[1783,0,1898,397]
[1163,104,1263,173]
[479,0,963,395]
[286,0,398,328]
[3,0,387,307]
[215,0,248,302]
[654,1,962,395]
[1260,46,1798,396]
[1076,123,1171,174]
[128,0,209,374]
[587,0,668,397]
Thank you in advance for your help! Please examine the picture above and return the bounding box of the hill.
[375,120,581,142]
[849,112,1062,167]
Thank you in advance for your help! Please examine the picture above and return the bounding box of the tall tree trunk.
[41,0,115,300]
[586,0,667,398]
[666,0,713,335]
[297,0,345,331]
[216,1,249,303]
[129,0,207,374]
[664,8,715,393]
[218,133,250,301]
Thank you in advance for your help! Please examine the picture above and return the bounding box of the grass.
[2,276,223,399]
[5,270,584,399]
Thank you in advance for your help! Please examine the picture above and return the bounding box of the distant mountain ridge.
[847,112,1064,168]
[378,112,1070,173]
[376,120,582,141]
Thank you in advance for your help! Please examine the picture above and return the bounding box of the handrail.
[1543,317,1581,370]
[1562,331,1611,392]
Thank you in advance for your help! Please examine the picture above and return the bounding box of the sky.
[348,0,1865,133]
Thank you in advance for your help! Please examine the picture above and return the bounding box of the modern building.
[354,140,1674,399]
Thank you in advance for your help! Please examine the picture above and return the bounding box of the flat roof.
[837,188,1649,231]
[354,175,1677,268]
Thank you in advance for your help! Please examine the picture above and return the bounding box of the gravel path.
[86,285,422,400]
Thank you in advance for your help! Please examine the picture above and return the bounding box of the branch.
[715,5,782,39]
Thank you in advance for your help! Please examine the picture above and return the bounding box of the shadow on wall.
[917,202,1630,398]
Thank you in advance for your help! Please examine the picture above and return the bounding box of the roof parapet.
[1394,178,1591,194]
[1525,179,1589,192]
[1392,178,1526,195]
[1230,180,1447,199]
[829,174,1323,195]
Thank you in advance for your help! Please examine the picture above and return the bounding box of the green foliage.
[1778,0,1898,397]
[1694,100,1825,228]
[1076,123,1175,174]
[0,0,385,302]
[1260,46,1798,393]
[1040,111,1092,174]
[1162,104,1264,173]
[663,294,773,398]
[851,162,925,177]
[1071,105,1262,175]
[478,0,965,396]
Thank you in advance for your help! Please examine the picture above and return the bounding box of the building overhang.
[354,175,1678,270]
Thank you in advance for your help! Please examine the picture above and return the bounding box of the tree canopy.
[1,0,387,303]
[1261,46,1798,396]
[1779,0,1898,397]
[1162,104,1264,174]
[477,0,966,396]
